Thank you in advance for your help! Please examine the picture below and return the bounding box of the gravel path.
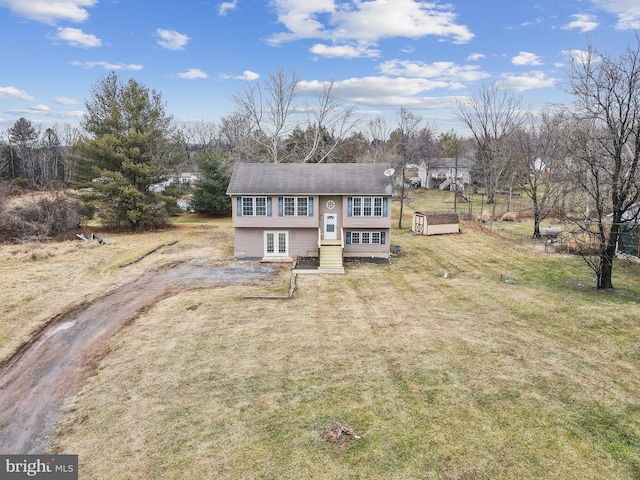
[0,260,275,454]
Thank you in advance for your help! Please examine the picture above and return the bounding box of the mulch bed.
[294,256,391,270]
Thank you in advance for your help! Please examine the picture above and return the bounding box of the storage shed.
[412,211,460,235]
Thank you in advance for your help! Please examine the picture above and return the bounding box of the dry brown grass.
[40,217,640,479]
[0,219,234,363]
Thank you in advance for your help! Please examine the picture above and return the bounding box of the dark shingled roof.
[415,211,460,225]
[226,163,394,196]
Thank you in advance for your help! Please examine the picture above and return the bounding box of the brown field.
[1,195,640,479]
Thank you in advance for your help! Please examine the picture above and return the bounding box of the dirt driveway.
[0,259,277,454]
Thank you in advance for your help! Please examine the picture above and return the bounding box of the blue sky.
[1,0,639,134]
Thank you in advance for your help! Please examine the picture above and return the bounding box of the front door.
[324,213,337,240]
[264,231,288,256]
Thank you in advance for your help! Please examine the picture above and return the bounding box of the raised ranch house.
[226,163,394,272]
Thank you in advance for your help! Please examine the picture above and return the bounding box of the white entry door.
[264,231,288,256]
[324,213,337,240]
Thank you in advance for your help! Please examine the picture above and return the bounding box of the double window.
[349,197,387,217]
[237,196,313,217]
[238,197,270,216]
[283,197,309,216]
[346,231,386,245]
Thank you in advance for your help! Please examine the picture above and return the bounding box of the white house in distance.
[226,163,394,272]
[418,158,473,189]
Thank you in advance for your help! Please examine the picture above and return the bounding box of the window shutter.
[346,231,352,244]
[381,232,386,244]
[278,197,283,216]
[347,197,353,217]
[308,197,313,216]
[383,197,388,217]
[267,197,272,216]
[237,197,242,216]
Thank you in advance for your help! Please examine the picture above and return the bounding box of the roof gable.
[226,163,394,196]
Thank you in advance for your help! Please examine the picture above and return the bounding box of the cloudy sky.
[1,0,639,133]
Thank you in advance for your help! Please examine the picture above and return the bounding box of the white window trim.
[264,230,289,257]
[351,196,384,217]
[242,196,268,216]
[283,196,308,216]
[348,231,385,244]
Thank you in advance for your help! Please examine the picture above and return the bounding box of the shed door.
[415,214,424,234]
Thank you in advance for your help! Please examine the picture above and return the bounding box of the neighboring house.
[179,172,198,188]
[613,203,639,257]
[226,163,394,272]
[149,172,199,192]
[418,158,473,189]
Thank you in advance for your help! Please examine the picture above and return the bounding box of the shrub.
[0,192,81,243]
[501,211,518,222]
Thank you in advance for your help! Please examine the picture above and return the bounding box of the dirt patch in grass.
[320,423,361,450]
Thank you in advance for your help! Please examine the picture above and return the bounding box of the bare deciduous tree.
[561,38,640,289]
[298,81,359,163]
[176,120,219,168]
[8,117,40,184]
[438,130,469,212]
[394,107,422,229]
[232,68,301,163]
[367,116,392,164]
[218,112,259,163]
[232,69,359,163]
[456,83,524,213]
[512,110,566,238]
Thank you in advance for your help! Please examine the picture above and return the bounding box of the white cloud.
[500,71,556,91]
[241,70,260,81]
[562,13,599,32]
[300,76,464,110]
[71,61,144,71]
[592,0,640,29]
[520,17,545,28]
[378,59,490,86]
[512,52,542,66]
[156,29,191,50]
[53,97,79,105]
[467,53,486,62]
[267,0,473,46]
[0,86,35,100]
[54,27,102,47]
[0,0,97,24]
[28,104,50,113]
[300,76,448,98]
[562,48,601,66]
[178,69,208,79]
[8,104,84,118]
[219,70,260,81]
[310,42,380,58]
[218,0,237,16]
[351,95,462,110]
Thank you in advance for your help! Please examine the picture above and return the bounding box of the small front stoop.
[319,240,344,274]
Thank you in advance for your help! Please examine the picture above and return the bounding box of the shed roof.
[226,163,394,196]
[415,210,460,225]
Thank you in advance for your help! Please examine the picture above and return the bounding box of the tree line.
[1,37,639,289]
